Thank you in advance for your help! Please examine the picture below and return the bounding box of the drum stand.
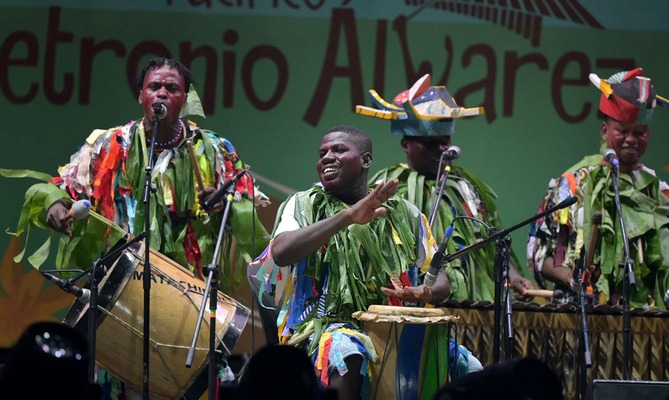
[187,183,236,400]
[610,164,635,380]
[442,196,578,364]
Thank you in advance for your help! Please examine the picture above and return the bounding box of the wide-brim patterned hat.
[355,74,484,136]
[589,68,668,125]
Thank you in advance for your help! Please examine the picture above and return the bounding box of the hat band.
[599,94,654,125]
[391,119,456,136]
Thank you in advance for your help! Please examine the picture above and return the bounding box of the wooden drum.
[353,305,459,400]
[63,241,249,400]
[441,300,669,400]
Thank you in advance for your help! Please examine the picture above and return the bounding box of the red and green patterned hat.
[355,74,484,136]
[589,68,668,125]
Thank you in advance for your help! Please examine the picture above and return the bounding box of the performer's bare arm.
[272,180,399,267]
[540,256,572,287]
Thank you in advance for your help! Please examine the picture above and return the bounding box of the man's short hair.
[135,57,194,92]
[325,125,372,154]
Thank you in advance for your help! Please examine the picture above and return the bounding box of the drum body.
[355,305,458,400]
[442,301,669,400]
[63,243,249,400]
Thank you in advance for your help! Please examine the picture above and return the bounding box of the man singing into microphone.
[528,68,669,308]
[357,74,535,303]
[10,57,269,396]
[23,57,268,281]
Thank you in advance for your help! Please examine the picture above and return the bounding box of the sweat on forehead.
[324,125,372,154]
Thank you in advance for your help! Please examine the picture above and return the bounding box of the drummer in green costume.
[4,57,269,398]
[8,57,268,288]
[249,124,453,399]
[357,74,535,302]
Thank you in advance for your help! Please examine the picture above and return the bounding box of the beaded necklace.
[151,120,184,151]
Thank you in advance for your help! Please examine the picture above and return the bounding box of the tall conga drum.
[353,305,459,400]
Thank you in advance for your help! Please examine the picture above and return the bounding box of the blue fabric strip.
[397,324,426,400]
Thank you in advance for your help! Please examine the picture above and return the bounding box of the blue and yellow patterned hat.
[355,74,484,136]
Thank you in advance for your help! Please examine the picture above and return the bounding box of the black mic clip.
[203,170,247,211]
[42,272,91,303]
[570,246,586,293]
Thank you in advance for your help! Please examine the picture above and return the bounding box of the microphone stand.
[574,247,592,400]
[494,236,514,360]
[443,196,578,364]
[85,233,146,384]
[610,165,635,380]
[487,230,513,363]
[186,184,236,400]
[140,115,161,399]
[428,153,452,232]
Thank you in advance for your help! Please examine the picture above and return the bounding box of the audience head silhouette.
[237,345,334,400]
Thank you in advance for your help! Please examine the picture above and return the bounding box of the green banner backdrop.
[2,0,669,296]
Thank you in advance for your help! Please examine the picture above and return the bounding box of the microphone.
[42,272,90,303]
[69,199,92,220]
[603,148,619,167]
[555,196,578,210]
[152,101,167,120]
[424,224,454,288]
[203,170,247,211]
[442,146,461,160]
